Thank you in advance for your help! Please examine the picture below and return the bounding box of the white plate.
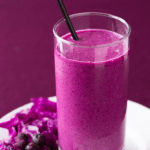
[125,100,150,150]
[0,97,150,150]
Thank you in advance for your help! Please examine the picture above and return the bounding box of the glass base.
[58,146,125,150]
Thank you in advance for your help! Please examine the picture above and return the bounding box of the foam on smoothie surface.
[60,29,125,62]
[63,29,121,45]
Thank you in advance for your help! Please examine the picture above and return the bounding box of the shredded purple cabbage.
[0,116,19,129]
[31,97,57,113]
[0,97,58,148]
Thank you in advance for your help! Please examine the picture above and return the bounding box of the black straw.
[56,0,79,41]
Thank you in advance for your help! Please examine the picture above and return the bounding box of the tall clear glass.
[53,12,131,150]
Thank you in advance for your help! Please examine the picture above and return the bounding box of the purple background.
[0,0,150,117]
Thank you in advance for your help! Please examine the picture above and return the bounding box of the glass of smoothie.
[53,12,131,150]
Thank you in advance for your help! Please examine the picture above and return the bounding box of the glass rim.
[53,12,131,48]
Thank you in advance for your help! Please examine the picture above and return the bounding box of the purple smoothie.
[55,29,129,150]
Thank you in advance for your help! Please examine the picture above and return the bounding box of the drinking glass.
[53,12,131,150]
